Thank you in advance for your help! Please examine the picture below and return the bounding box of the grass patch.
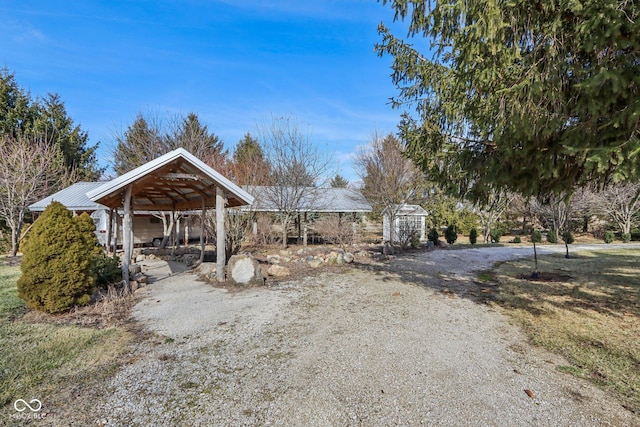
[491,249,640,414]
[0,262,135,421]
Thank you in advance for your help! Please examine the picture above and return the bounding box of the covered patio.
[87,148,254,284]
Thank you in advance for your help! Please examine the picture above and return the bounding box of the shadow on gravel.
[352,253,493,304]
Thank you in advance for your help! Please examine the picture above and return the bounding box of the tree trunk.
[10,225,19,256]
[160,212,175,249]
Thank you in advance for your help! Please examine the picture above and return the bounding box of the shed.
[382,204,428,243]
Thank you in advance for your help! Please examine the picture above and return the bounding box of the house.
[382,204,427,243]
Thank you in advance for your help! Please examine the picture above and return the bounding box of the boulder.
[343,252,354,263]
[228,254,264,286]
[133,273,148,284]
[128,264,142,276]
[336,253,345,265]
[183,254,198,266]
[135,254,146,263]
[308,259,323,268]
[267,265,291,277]
[196,262,217,280]
[266,255,281,264]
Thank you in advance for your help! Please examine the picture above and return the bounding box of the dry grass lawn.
[0,262,135,422]
[490,249,640,414]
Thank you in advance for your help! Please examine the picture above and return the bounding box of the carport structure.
[87,148,254,284]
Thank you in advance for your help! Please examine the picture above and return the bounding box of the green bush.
[490,229,502,243]
[427,228,439,245]
[604,231,615,244]
[621,233,631,243]
[469,228,478,245]
[562,231,575,245]
[531,230,542,243]
[410,232,421,249]
[444,225,458,244]
[512,236,522,243]
[547,230,558,243]
[94,256,122,288]
[17,202,97,313]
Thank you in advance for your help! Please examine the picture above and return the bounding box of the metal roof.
[87,148,254,210]
[244,186,372,213]
[382,204,427,216]
[29,182,108,212]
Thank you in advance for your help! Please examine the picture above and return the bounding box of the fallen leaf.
[524,389,535,399]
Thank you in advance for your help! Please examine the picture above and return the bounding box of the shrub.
[531,230,542,243]
[469,228,478,245]
[410,232,421,249]
[512,236,521,243]
[562,231,575,245]
[17,202,97,313]
[547,230,558,243]
[94,256,122,288]
[427,228,439,245]
[444,225,458,244]
[604,231,615,244]
[314,214,359,247]
[490,229,502,243]
[621,233,631,243]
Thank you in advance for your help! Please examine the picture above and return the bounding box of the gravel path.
[92,246,639,426]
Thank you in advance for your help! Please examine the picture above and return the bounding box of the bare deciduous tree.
[355,133,422,244]
[0,134,71,255]
[595,182,640,236]
[475,190,515,243]
[256,116,331,247]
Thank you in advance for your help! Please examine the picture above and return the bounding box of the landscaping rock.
[308,259,323,268]
[267,265,291,277]
[266,255,281,264]
[336,253,345,265]
[128,264,142,276]
[133,273,148,285]
[228,254,264,286]
[183,254,198,266]
[343,252,354,263]
[135,254,146,263]
[196,262,217,280]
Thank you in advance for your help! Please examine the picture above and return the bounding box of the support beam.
[216,186,226,282]
[122,185,133,289]
[106,209,113,255]
[199,198,206,264]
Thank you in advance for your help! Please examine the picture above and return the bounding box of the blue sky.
[0,1,409,182]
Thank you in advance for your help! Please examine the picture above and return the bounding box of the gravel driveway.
[93,246,638,426]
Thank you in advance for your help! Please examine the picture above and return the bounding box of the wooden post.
[106,209,113,255]
[113,211,119,255]
[216,186,226,282]
[303,224,308,247]
[122,185,133,289]
[199,199,206,264]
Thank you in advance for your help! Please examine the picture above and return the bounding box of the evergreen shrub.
[490,229,502,243]
[17,202,97,313]
[547,230,558,243]
[427,228,439,245]
[621,233,631,243]
[469,228,478,245]
[444,225,457,244]
[604,231,615,244]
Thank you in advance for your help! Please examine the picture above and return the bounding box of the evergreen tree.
[231,133,272,185]
[17,202,96,313]
[330,174,349,188]
[0,68,101,179]
[377,1,640,200]
[113,113,166,174]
